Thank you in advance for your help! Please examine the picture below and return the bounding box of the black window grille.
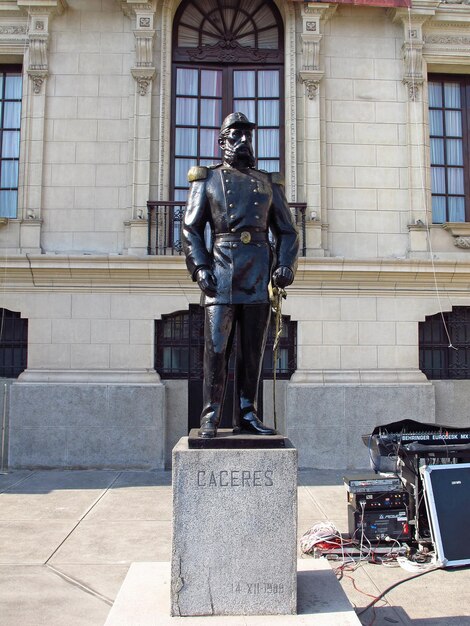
[419,307,470,379]
[155,305,296,380]
[0,309,28,378]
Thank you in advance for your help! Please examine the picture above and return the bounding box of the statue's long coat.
[182,164,299,306]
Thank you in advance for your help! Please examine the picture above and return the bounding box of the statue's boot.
[198,416,218,438]
[236,410,276,436]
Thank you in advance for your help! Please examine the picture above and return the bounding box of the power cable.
[357,565,445,617]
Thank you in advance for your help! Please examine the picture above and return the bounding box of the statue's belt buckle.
[240,231,251,244]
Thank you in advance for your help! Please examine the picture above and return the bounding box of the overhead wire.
[406,7,456,351]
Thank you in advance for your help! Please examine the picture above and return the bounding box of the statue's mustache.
[226,143,253,156]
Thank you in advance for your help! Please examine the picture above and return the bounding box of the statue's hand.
[196,268,217,296]
[272,266,294,289]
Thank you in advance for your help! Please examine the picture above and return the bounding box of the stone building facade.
[1,0,470,469]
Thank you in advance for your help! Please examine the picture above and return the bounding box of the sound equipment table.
[364,419,470,542]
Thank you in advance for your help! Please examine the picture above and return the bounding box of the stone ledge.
[104,561,361,625]
[17,368,161,384]
[291,369,430,385]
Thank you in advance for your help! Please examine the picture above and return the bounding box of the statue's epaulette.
[270,172,285,186]
[188,166,208,182]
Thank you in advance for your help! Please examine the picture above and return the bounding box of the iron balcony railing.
[146,201,307,257]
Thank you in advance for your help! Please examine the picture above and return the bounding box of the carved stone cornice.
[442,223,470,249]
[454,237,470,249]
[425,34,470,45]
[27,16,50,94]
[17,0,67,16]
[1,2,66,55]
[120,1,157,93]
[299,70,323,100]
[119,0,155,18]
[0,19,28,53]
[402,39,424,101]
[134,28,155,67]
[29,31,48,70]
[423,31,470,63]
[301,32,321,72]
[302,3,337,23]
[131,66,155,95]
[0,0,21,17]
[0,23,27,34]
[389,9,432,102]
[28,69,47,94]
[299,4,336,100]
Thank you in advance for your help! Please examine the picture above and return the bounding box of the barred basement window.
[428,76,470,223]
[155,310,191,377]
[155,305,296,379]
[419,307,470,379]
[0,66,23,218]
[0,309,28,378]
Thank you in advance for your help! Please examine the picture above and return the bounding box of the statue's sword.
[271,286,287,433]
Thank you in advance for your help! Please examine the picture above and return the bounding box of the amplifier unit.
[348,505,411,542]
[344,472,402,494]
[348,490,409,511]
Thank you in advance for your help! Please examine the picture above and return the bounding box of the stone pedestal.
[171,437,298,616]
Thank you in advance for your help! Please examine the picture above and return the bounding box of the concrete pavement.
[0,468,469,626]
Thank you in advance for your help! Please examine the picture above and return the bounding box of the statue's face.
[220,127,255,167]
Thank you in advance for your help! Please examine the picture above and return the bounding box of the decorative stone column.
[121,1,157,254]
[390,8,434,251]
[16,0,67,253]
[298,3,336,256]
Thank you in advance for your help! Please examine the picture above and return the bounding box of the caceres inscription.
[197,469,273,487]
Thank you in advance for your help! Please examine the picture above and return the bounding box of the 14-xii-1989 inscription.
[231,582,285,594]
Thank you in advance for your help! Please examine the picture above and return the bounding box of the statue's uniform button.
[230,214,235,219]
[225,179,229,183]
[253,189,257,193]
[227,190,232,194]
[255,215,260,219]
[231,228,236,232]
[254,202,259,206]
[232,243,238,248]
[251,179,255,182]
[229,203,234,208]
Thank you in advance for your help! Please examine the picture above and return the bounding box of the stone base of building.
[8,380,165,469]
[286,381,436,469]
[171,437,298,616]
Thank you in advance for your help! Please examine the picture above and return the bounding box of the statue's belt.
[214,231,268,245]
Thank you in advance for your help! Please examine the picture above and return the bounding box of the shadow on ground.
[0,470,171,494]
[357,604,470,626]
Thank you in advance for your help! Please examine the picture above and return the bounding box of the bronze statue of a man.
[182,112,299,439]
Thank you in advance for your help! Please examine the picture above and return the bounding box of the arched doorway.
[171,0,285,202]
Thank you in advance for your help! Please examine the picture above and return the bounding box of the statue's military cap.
[220,112,256,133]
[187,165,208,182]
